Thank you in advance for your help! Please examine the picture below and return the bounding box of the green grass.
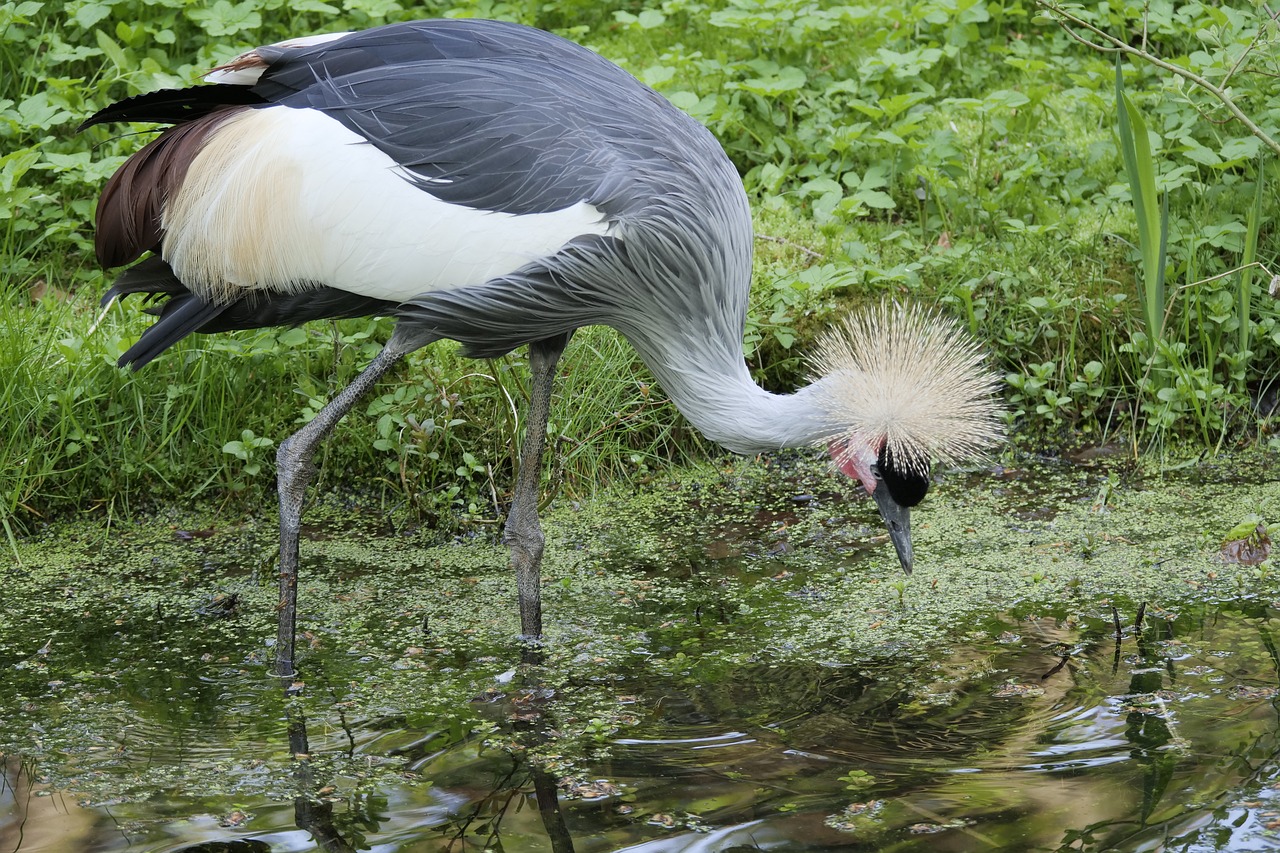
[1,0,1278,535]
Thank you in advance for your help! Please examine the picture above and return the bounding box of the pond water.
[2,454,1279,852]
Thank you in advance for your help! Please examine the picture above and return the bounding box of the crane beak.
[872,486,913,574]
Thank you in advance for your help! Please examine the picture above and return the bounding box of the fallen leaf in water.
[1221,517,1271,566]
[993,681,1045,698]
[219,809,252,827]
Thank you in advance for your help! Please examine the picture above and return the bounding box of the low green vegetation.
[1,0,1277,536]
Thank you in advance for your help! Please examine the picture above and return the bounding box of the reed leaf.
[1238,163,1265,357]
[1115,60,1167,347]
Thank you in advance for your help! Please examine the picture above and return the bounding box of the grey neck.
[624,328,837,455]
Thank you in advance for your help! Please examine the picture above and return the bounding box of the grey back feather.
[257,22,763,373]
[253,19,706,219]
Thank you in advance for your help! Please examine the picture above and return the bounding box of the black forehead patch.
[878,445,930,507]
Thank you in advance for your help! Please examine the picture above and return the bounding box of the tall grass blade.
[1239,162,1264,357]
[1115,60,1166,346]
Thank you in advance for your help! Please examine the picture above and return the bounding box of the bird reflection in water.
[282,675,576,853]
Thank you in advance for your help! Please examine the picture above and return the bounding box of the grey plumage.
[255,19,699,217]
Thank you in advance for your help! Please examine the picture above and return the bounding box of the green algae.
[8,452,1279,712]
[2,450,1279,848]
[542,451,1280,666]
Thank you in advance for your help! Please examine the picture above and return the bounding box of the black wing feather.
[79,85,264,131]
[105,257,398,369]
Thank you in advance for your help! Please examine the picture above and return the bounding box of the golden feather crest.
[808,301,1003,472]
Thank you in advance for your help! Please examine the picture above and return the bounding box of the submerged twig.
[1041,654,1071,680]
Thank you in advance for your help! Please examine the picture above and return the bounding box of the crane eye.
[870,464,884,481]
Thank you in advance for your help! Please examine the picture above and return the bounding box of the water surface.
[2,455,1279,851]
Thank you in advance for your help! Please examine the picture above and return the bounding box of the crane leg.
[274,330,419,678]
[504,334,570,641]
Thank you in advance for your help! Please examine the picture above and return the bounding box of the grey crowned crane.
[82,18,1001,677]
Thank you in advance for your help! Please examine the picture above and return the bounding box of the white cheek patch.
[161,106,611,304]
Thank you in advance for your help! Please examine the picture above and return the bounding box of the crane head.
[810,302,1003,574]
[828,437,929,574]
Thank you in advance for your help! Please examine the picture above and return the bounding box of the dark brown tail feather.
[93,109,246,269]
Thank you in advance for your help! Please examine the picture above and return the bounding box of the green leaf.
[15,92,73,130]
[985,89,1031,110]
[1218,136,1262,164]
[9,1,44,17]
[735,66,806,97]
[1180,138,1221,166]
[1223,514,1265,543]
[0,147,41,192]
[637,9,665,28]
[72,1,112,29]
[343,0,402,18]
[877,92,929,120]
[188,0,263,37]
[853,189,895,209]
[641,65,675,88]
[277,328,308,347]
[288,0,340,11]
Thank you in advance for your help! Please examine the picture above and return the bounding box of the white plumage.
[164,107,610,304]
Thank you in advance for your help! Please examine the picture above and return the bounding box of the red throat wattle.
[827,438,879,494]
